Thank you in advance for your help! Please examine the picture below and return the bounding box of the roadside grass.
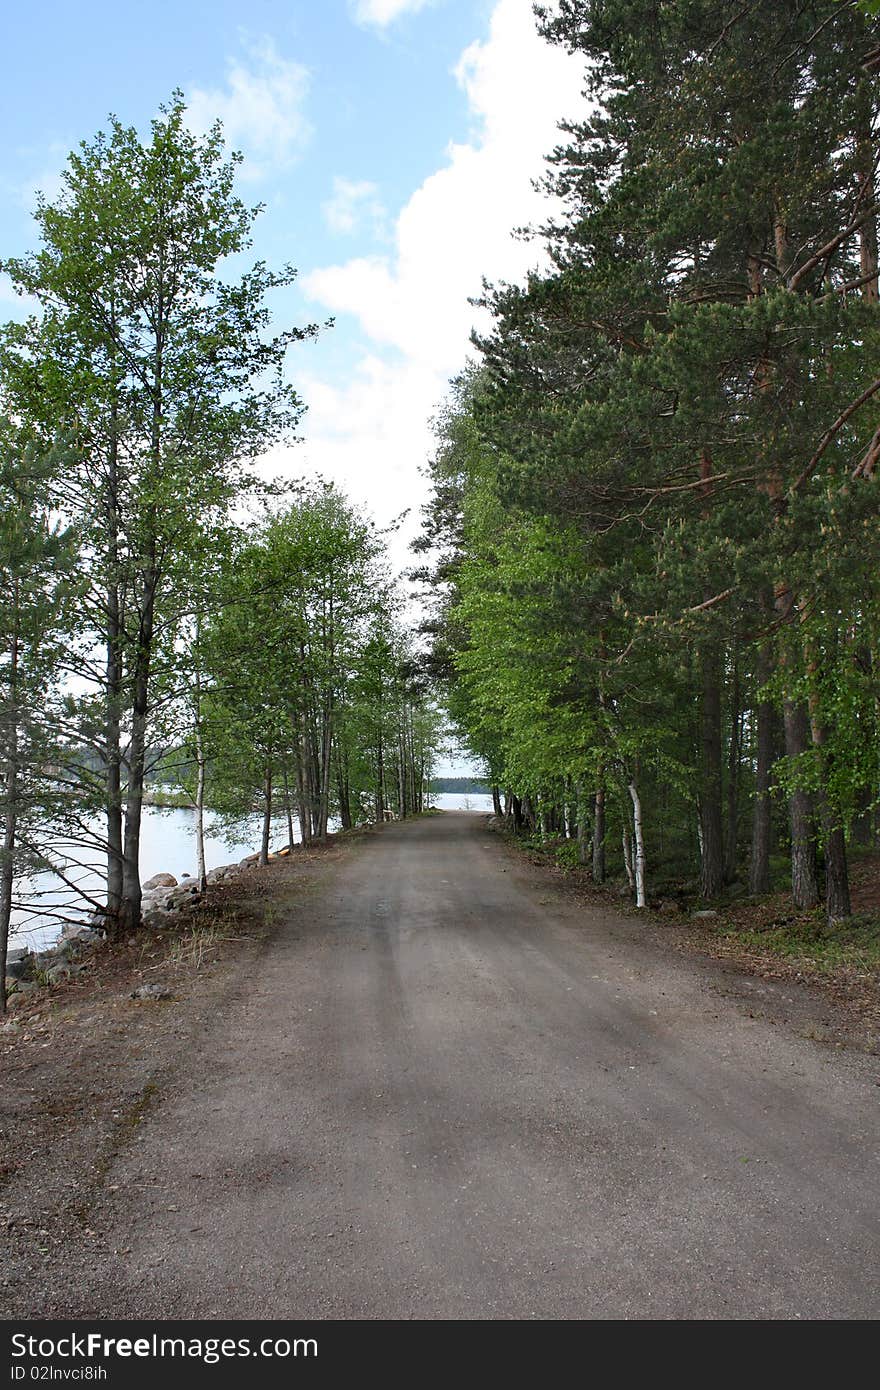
[165,921,239,971]
[712,907,880,975]
[497,825,880,984]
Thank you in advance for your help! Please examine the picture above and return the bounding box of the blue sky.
[1,2,586,768]
[1,0,585,533]
[3,0,586,772]
[2,1,490,262]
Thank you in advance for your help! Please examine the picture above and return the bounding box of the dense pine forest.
[416,0,880,922]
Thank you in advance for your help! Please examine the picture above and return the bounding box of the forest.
[416,0,880,922]
[0,98,440,1004]
[3,2,880,1019]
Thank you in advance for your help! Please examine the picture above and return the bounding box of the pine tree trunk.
[120,576,156,936]
[308,706,321,839]
[822,821,852,923]
[783,698,819,909]
[334,753,352,831]
[283,769,296,846]
[104,330,124,925]
[699,644,724,898]
[105,607,124,923]
[576,777,589,865]
[806,668,852,923]
[376,730,385,823]
[318,699,333,839]
[397,733,406,819]
[408,707,418,816]
[121,256,164,939]
[592,783,606,883]
[858,90,879,300]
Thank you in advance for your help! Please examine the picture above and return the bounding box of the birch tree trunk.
[194,725,207,892]
[628,779,647,909]
[749,641,774,895]
[723,656,742,884]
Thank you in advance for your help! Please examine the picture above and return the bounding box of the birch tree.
[1,94,317,934]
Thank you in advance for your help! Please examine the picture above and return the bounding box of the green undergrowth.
[714,910,880,975]
[501,826,880,979]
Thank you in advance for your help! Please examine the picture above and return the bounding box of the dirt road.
[19,813,880,1319]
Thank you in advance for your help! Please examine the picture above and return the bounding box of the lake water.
[10,791,494,952]
[430,792,494,814]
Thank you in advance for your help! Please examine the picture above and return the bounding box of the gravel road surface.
[40,813,880,1319]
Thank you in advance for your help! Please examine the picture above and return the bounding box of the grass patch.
[715,910,880,975]
[498,822,880,988]
[165,922,238,971]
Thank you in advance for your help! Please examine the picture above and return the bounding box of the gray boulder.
[6,948,31,980]
[9,979,39,996]
[130,982,173,1001]
[142,872,178,891]
[47,961,84,985]
[53,933,98,961]
[166,883,201,908]
[206,863,243,884]
[691,908,719,920]
[61,923,100,944]
[142,907,173,930]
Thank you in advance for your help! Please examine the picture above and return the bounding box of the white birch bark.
[629,780,647,909]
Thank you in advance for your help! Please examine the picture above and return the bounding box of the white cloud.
[287,0,586,565]
[322,177,386,237]
[15,140,69,212]
[304,0,583,373]
[187,37,311,180]
[352,0,434,27]
[0,272,38,314]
